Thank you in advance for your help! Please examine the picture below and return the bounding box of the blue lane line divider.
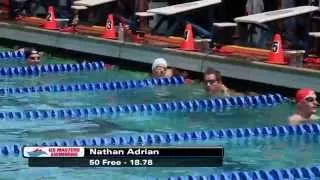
[0,61,105,77]
[1,122,318,156]
[0,76,185,95]
[0,50,25,60]
[0,94,286,120]
[160,165,320,180]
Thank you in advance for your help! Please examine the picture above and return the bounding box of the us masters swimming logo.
[23,147,50,157]
[27,148,48,157]
[23,146,85,158]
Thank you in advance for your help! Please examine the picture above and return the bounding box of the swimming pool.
[0,47,319,180]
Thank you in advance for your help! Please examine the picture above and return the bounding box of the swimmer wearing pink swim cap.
[288,88,319,125]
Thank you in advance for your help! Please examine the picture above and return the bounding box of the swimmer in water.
[203,67,230,96]
[288,88,319,125]
[14,46,42,65]
[151,58,172,78]
[25,49,41,65]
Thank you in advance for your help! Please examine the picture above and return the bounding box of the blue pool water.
[0,47,319,179]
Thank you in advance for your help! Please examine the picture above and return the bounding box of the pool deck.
[0,22,319,92]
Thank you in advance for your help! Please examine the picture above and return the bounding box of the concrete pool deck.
[0,22,319,92]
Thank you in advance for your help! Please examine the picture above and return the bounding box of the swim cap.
[295,88,315,103]
[152,58,167,71]
[24,48,39,59]
[31,50,39,54]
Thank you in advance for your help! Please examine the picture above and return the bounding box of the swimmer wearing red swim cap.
[288,88,319,125]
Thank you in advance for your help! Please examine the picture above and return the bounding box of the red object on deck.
[60,26,76,33]
[41,6,58,30]
[215,46,233,55]
[2,0,9,5]
[131,33,144,43]
[101,14,117,40]
[265,34,287,65]
[304,57,320,64]
[0,0,10,18]
[179,23,198,51]
[2,0,9,9]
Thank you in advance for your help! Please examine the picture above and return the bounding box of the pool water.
[0,47,319,180]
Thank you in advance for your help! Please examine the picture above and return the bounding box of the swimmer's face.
[204,74,220,93]
[299,92,319,114]
[27,53,41,65]
[153,66,167,78]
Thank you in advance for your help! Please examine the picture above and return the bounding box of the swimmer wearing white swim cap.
[151,58,172,78]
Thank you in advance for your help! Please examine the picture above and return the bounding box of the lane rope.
[159,165,320,180]
[1,123,319,156]
[0,94,286,120]
[0,50,24,60]
[0,61,105,77]
[0,76,185,95]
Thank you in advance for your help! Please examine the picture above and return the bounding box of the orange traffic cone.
[42,6,58,30]
[265,33,287,65]
[179,23,198,51]
[101,14,117,40]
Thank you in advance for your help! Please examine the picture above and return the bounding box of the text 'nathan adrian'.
[89,148,160,156]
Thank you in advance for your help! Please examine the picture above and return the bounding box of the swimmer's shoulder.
[227,89,243,97]
[311,114,320,121]
[220,85,231,96]
[165,68,174,77]
[288,114,303,125]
